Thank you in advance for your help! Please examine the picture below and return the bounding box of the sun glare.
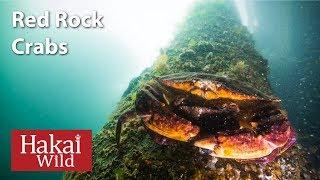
[44,0,196,73]
[103,0,196,71]
[234,0,258,33]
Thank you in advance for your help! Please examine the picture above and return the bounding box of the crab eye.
[199,148,212,155]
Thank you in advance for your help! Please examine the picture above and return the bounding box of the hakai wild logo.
[11,130,92,171]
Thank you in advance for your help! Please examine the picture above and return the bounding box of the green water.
[0,1,141,179]
[1,0,320,179]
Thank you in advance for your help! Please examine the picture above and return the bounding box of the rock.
[64,0,320,179]
[179,50,197,62]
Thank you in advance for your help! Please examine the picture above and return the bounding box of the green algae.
[64,0,319,179]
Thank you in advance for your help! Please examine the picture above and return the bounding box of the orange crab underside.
[143,110,295,160]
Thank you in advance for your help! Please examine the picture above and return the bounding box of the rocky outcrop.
[65,0,319,179]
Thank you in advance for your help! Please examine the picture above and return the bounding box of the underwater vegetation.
[65,0,320,179]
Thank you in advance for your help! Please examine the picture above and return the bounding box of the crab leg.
[116,109,136,145]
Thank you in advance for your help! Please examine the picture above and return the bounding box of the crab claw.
[193,120,296,162]
[142,111,200,142]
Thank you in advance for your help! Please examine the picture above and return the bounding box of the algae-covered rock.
[65,0,319,179]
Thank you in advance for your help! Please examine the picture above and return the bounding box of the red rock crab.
[116,72,296,163]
